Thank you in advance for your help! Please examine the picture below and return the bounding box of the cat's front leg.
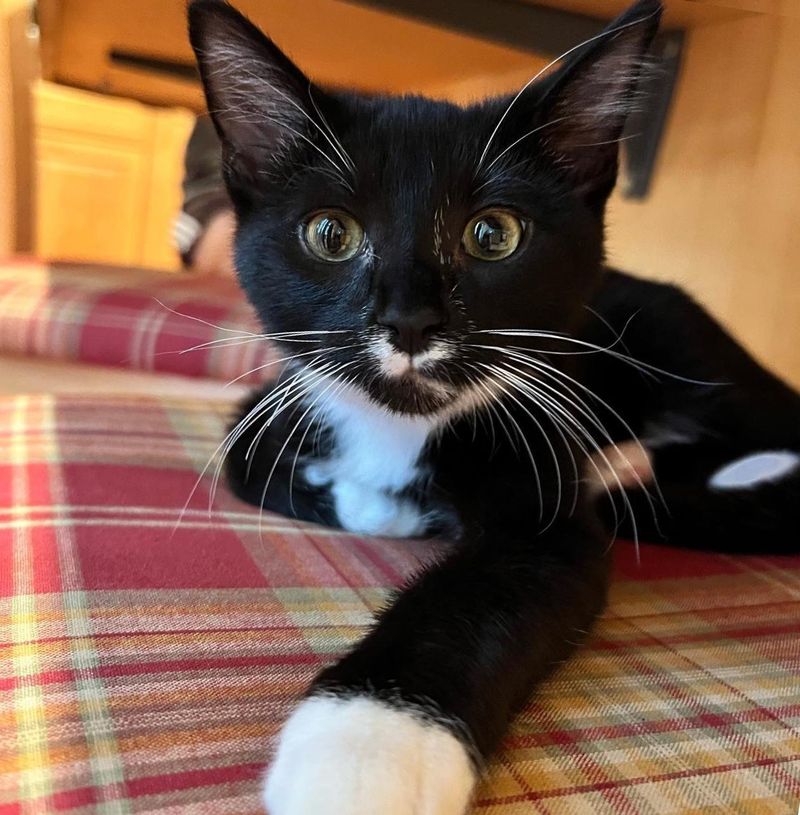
[263,516,609,814]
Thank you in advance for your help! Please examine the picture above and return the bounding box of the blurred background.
[0,0,798,396]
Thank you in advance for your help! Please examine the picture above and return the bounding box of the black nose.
[378,307,445,356]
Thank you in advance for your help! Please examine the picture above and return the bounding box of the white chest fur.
[303,383,436,537]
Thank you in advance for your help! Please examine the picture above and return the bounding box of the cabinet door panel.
[34,80,193,271]
[36,136,149,264]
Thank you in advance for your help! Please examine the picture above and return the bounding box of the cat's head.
[189,0,661,416]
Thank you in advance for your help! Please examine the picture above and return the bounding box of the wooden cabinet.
[33,80,194,270]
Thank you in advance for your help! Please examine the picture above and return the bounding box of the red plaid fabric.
[0,259,276,384]
[1,394,799,813]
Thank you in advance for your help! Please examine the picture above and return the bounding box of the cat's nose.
[378,307,445,356]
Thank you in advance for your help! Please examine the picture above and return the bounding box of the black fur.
[189,0,800,789]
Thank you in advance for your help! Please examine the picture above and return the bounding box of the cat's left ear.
[536,0,662,201]
[188,0,325,196]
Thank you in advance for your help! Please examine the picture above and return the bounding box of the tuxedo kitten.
[188,1,800,812]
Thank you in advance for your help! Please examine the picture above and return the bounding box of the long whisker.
[287,371,356,516]
[463,363,545,525]
[153,299,259,335]
[494,346,665,512]
[494,349,672,559]
[172,368,307,535]
[583,305,639,354]
[211,354,355,514]
[208,365,320,512]
[172,332,348,357]
[491,362,621,537]
[176,335,266,354]
[473,342,663,514]
[449,362,498,453]
[151,334,266,361]
[480,362,579,527]
[470,361,565,530]
[241,373,306,485]
[481,116,573,176]
[477,330,726,386]
[243,361,341,466]
[469,337,664,548]
[455,365,522,473]
[256,361,359,539]
[224,344,354,388]
[153,298,351,353]
[307,82,356,174]
[492,361,637,551]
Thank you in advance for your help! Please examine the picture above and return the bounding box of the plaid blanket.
[1,394,799,814]
[0,260,276,384]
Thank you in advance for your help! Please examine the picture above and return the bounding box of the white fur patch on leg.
[263,695,475,815]
[709,451,800,491]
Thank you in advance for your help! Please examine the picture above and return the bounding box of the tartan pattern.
[0,259,276,384]
[1,394,799,814]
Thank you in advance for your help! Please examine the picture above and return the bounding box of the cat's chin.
[368,371,458,416]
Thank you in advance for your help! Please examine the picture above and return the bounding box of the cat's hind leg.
[608,442,800,554]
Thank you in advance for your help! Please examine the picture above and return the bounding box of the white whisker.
[256,361,359,539]
[154,299,259,335]
[478,329,725,386]
[472,362,563,529]
[495,347,665,516]
[492,361,634,549]
[307,83,356,174]
[243,361,341,465]
[481,116,573,176]
[208,366,318,512]
[482,362,579,528]
[171,370,308,536]
[224,344,353,388]
[287,371,356,516]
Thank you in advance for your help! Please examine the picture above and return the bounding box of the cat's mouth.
[351,335,454,412]
[388,367,454,396]
[368,370,456,415]
[383,356,449,385]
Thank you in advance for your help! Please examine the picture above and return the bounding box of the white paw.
[263,695,475,815]
[331,480,425,537]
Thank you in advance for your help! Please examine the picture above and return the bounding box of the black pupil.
[317,217,347,255]
[474,217,509,253]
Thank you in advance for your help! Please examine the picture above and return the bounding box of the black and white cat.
[188,1,800,812]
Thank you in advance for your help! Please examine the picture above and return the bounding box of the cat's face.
[189,0,660,416]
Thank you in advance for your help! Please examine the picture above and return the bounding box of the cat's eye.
[462,210,524,261]
[304,210,364,262]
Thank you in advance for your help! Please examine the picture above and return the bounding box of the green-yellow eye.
[305,210,364,262]
[462,209,524,261]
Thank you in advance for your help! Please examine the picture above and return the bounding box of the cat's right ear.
[188,0,316,189]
